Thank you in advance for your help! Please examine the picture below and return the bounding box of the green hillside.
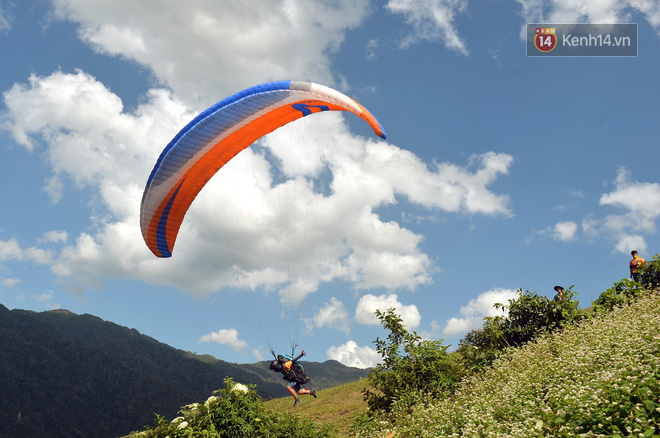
[129,289,659,437]
[354,291,660,437]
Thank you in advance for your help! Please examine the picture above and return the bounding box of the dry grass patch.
[264,378,372,435]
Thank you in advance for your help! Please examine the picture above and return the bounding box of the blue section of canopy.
[146,81,293,188]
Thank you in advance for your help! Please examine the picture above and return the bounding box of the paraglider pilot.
[269,349,317,406]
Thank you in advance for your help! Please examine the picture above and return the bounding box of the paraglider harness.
[269,353,311,385]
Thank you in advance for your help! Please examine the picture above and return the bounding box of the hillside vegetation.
[130,257,660,437]
[5,259,660,437]
[135,290,659,438]
[357,290,660,437]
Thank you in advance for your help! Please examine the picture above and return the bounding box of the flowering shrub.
[231,383,249,394]
[356,292,660,437]
[129,378,336,438]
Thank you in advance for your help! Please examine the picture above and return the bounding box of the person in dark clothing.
[269,349,317,406]
[553,285,565,302]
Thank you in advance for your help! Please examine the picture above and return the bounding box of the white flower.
[205,395,218,407]
[177,421,189,430]
[170,417,184,424]
[232,383,249,393]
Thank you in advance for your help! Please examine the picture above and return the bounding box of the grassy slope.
[271,293,660,437]
[264,378,372,436]
[122,291,660,437]
[355,291,660,437]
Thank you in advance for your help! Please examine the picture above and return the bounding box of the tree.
[363,309,463,414]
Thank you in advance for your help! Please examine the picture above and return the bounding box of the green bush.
[129,378,336,438]
[639,254,660,290]
[592,278,645,313]
[455,315,507,371]
[362,309,463,415]
[500,287,587,345]
[457,288,589,371]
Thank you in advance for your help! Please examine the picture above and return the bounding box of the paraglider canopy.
[140,80,386,258]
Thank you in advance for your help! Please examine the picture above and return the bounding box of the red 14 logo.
[534,34,557,52]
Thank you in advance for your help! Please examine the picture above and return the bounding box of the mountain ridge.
[0,303,369,438]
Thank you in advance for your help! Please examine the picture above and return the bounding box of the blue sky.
[1,0,659,368]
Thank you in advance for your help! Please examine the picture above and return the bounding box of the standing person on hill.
[629,250,645,283]
[553,285,565,302]
[269,349,317,406]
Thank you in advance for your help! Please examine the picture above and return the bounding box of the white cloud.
[51,0,372,106]
[442,288,518,337]
[584,168,660,254]
[600,168,660,229]
[326,340,380,368]
[0,3,14,33]
[613,234,647,254]
[40,230,69,244]
[33,290,55,302]
[515,0,660,35]
[24,247,53,265]
[30,290,61,309]
[386,0,469,55]
[0,239,22,260]
[252,348,264,361]
[199,328,248,351]
[1,278,20,287]
[419,320,444,340]
[354,293,421,329]
[570,189,586,199]
[365,38,379,61]
[358,147,514,216]
[314,297,351,335]
[535,169,660,252]
[553,221,578,241]
[0,238,53,264]
[441,316,479,337]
